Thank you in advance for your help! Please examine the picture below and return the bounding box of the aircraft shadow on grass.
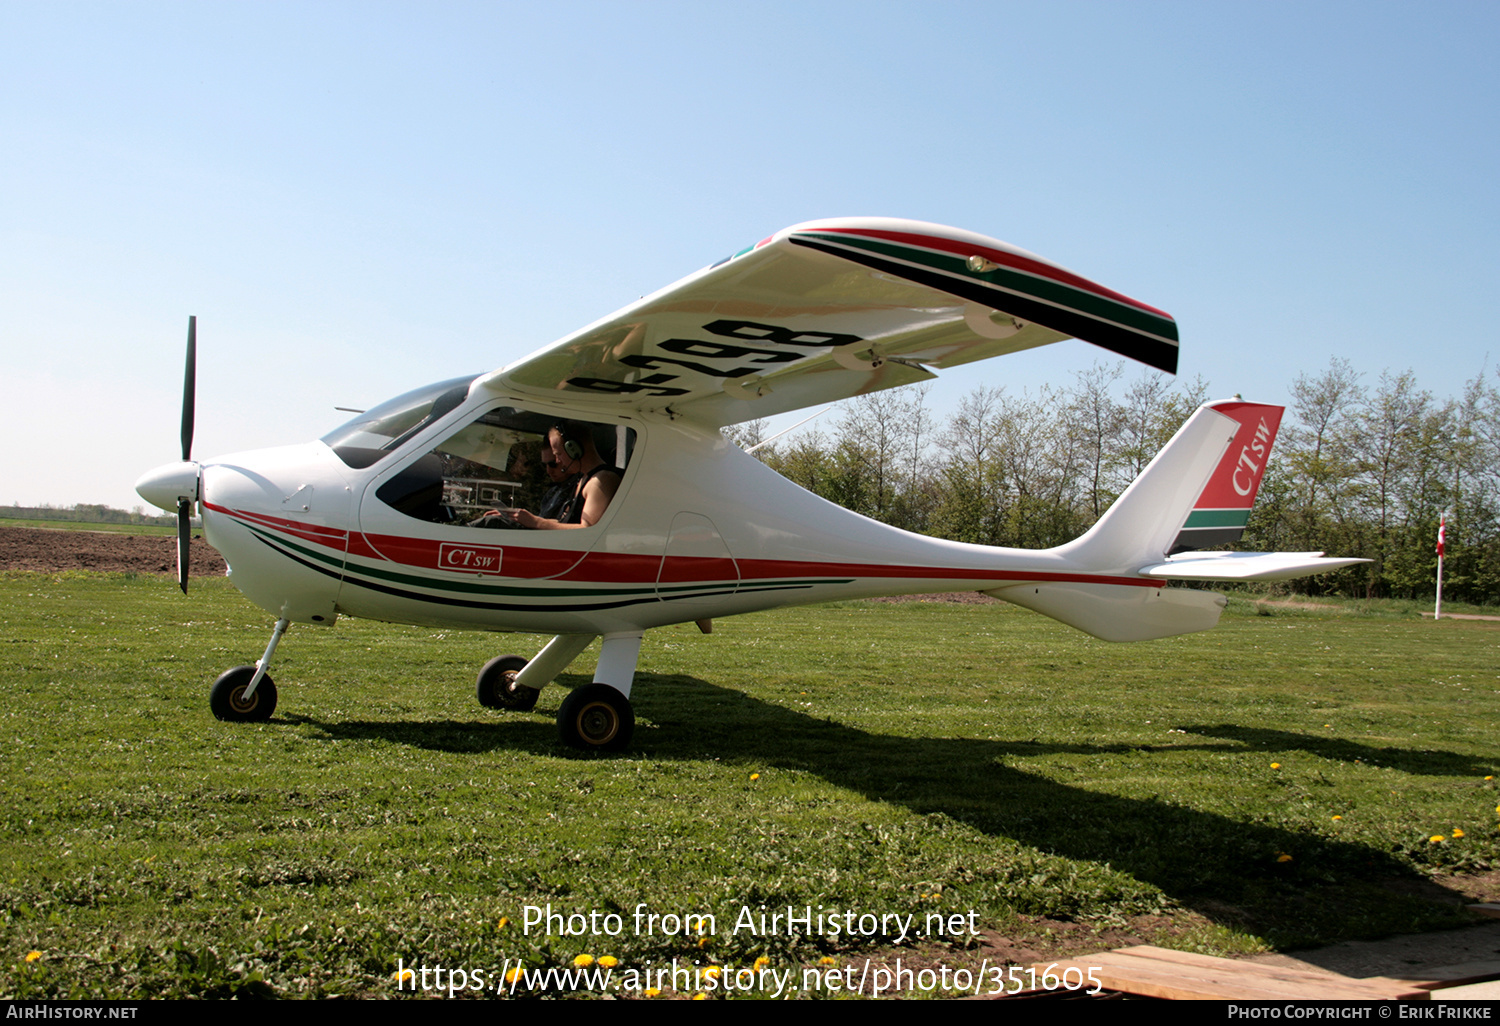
[288,673,1481,940]
[1179,725,1494,778]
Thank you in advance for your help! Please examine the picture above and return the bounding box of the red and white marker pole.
[1434,513,1447,621]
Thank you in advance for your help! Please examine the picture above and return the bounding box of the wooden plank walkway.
[1031,946,1430,1000]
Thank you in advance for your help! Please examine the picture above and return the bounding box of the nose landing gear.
[208,617,287,722]
[209,665,278,721]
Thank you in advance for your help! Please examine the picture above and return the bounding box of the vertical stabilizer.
[1058,400,1273,571]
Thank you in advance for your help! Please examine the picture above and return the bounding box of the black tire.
[209,665,278,722]
[476,655,539,711]
[557,684,634,752]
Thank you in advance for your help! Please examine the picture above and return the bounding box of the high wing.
[477,217,1179,427]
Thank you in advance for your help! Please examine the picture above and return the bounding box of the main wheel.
[209,665,278,722]
[557,684,634,752]
[476,655,539,711]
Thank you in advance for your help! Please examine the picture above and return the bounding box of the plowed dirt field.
[0,524,227,575]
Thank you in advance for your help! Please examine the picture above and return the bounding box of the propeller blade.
[181,316,196,462]
[178,317,197,593]
[177,497,192,594]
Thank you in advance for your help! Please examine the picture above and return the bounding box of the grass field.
[0,518,178,536]
[2,571,1497,998]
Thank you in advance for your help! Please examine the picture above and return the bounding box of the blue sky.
[4,1,1496,510]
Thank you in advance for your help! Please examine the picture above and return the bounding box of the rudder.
[1170,401,1283,553]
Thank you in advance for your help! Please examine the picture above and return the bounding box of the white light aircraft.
[136,218,1363,751]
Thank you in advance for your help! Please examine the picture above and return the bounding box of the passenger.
[471,442,549,527]
[510,422,621,530]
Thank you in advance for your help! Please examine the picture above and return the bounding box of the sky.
[3,1,1497,512]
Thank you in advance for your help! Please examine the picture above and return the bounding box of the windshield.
[322,375,478,468]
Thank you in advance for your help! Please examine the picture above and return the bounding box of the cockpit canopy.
[322,375,478,469]
[323,376,636,529]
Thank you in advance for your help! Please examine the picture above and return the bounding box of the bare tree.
[933,385,1009,545]
[1067,362,1126,519]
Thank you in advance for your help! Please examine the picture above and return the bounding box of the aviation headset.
[551,421,588,464]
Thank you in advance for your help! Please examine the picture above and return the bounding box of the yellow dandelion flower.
[753,956,770,971]
[1276,853,1293,863]
[644,987,661,998]
[1486,775,1495,781]
[574,954,595,967]
[1429,835,1445,844]
[1270,762,1281,769]
[1453,828,1465,838]
[505,967,523,984]
[704,965,722,980]
[1332,815,1343,821]
[818,956,837,966]
[693,992,710,1000]
[750,773,760,782]
[599,956,618,968]
[24,951,42,963]
[394,966,415,984]
[697,936,711,949]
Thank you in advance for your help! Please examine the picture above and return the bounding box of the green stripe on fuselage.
[244,524,849,602]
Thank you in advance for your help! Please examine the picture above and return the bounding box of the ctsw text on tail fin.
[1170,401,1283,553]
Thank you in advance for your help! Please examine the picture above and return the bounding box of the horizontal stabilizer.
[1138,551,1370,582]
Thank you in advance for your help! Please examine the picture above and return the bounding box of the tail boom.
[986,581,1227,642]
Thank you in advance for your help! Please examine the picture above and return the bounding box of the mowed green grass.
[0,518,178,536]
[2,572,1497,998]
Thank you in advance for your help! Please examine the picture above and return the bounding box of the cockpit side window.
[375,406,635,530]
[323,375,478,469]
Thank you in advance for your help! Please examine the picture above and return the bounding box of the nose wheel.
[209,665,278,722]
[557,684,634,752]
[476,655,540,711]
[210,618,287,723]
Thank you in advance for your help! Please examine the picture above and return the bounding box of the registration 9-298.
[1006,963,1104,995]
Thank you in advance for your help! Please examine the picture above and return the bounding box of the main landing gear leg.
[557,631,642,753]
[209,617,288,722]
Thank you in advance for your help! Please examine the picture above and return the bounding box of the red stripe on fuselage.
[210,504,1158,590]
[204,501,350,549]
[355,530,582,578]
[733,558,1157,589]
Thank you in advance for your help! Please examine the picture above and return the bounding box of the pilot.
[535,446,580,521]
[510,422,621,530]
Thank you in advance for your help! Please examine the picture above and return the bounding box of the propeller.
[177,316,197,593]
